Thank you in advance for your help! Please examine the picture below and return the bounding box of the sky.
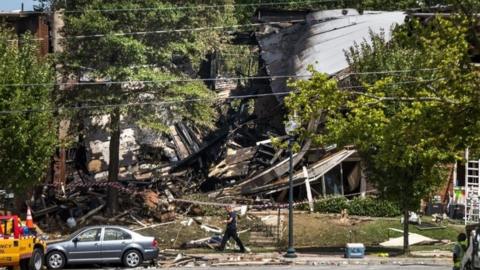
[0,0,35,12]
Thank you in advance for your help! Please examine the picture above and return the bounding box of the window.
[103,228,131,241]
[77,229,101,242]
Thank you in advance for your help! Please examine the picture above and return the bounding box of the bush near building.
[299,196,401,217]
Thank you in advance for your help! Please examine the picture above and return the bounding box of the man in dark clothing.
[453,232,467,270]
[218,205,246,253]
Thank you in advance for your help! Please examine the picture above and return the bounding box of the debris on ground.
[29,182,177,232]
[415,222,447,231]
[380,228,438,247]
[157,251,211,268]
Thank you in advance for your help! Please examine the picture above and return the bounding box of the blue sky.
[0,0,35,11]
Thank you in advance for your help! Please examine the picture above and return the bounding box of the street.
[65,265,451,270]
[175,267,451,270]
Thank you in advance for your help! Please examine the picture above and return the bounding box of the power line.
[0,78,441,114]
[0,68,437,88]
[0,91,295,115]
[1,0,365,44]
[5,19,307,43]
[29,0,346,14]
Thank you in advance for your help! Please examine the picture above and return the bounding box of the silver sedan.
[45,225,159,269]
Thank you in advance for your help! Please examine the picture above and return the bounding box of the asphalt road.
[65,265,450,270]
[174,266,449,270]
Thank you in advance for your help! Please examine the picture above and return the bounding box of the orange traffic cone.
[25,207,34,229]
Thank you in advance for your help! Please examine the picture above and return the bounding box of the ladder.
[466,160,480,224]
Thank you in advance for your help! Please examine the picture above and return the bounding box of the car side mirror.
[72,237,79,243]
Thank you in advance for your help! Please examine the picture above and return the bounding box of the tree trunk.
[403,209,410,255]
[107,108,121,215]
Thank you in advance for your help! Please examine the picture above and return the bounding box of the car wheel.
[19,258,29,270]
[46,251,66,270]
[28,248,44,270]
[123,249,143,268]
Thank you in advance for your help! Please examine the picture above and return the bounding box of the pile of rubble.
[157,252,285,268]
[33,109,298,229]
[30,182,176,231]
[31,115,366,232]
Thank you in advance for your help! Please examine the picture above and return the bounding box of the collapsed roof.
[256,9,406,100]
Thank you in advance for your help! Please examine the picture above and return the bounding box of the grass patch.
[140,215,256,249]
[286,213,463,250]
[139,211,463,254]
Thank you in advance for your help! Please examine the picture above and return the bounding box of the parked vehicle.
[0,214,46,270]
[45,225,158,269]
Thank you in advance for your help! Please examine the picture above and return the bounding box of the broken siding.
[84,114,174,177]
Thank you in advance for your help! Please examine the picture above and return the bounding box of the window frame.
[102,228,132,241]
[76,228,102,243]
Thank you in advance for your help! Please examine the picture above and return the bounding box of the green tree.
[286,17,480,253]
[0,30,56,192]
[360,0,437,10]
[233,0,361,24]
[232,0,446,24]
[449,0,480,56]
[52,0,236,214]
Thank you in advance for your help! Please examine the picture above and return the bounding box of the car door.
[101,228,132,262]
[67,228,103,263]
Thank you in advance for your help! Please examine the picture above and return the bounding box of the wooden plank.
[321,175,326,197]
[32,205,60,218]
[169,125,189,160]
[177,123,200,153]
[269,148,284,165]
[303,166,314,213]
[238,117,320,193]
[242,149,357,195]
[360,161,367,198]
[133,221,176,231]
[340,163,344,195]
[225,147,256,164]
[78,204,105,225]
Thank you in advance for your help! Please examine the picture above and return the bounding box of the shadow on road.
[294,246,404,256]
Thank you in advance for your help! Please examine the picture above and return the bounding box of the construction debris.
[158,252,210,268]
[31,116,368,233]
[29,182,177,232]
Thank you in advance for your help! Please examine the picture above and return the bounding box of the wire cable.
[6,19,307,43]
[3,20,306,42]
[0,68,437,88]
[0,78,441,114]
[26,0,348,14]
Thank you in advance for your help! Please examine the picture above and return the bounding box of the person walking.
[218,205,246,253]
[453,232,467,270]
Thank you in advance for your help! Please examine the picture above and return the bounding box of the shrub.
[313,196,349,213]
[348,196,400,217]
[308,196,401,217]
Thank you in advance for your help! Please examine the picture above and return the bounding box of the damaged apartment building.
[53,8,407,205]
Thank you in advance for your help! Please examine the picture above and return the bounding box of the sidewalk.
[186,252,452,267]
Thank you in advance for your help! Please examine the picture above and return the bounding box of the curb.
[187,253,452,267]
[286,257,451,266]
